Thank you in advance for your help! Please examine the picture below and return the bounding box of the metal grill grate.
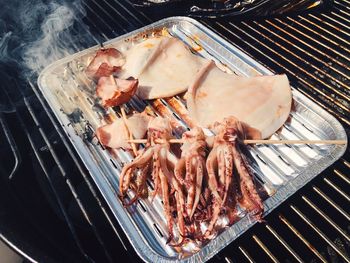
[1,0,348,262]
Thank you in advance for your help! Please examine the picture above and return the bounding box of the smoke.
[0,0,95,83]
[23,4,76,74]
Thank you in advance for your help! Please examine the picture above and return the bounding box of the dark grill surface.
[0,0,349,263]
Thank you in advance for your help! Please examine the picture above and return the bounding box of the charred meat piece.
[96,75,138,108]
[86,48,125,80]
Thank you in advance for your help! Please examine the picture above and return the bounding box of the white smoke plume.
[0,0,95,81]
[23,4,76,74]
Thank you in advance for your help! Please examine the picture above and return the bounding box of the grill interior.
[0,0,349,262]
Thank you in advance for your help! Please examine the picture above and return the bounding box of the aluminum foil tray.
[38,17,347,262]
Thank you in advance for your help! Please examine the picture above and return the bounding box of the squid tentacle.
[221,144,234,206]
[217,146,226,187]
[119,147,154,195]
[174,158,186,185]
[232,142,263,219]
[158,147,175,244]
[123,163,151,206]
[186,158,196,217]
[205,199,221,237]
[151,148,161,201]
[206,147,222,203]
[190,157,204,219]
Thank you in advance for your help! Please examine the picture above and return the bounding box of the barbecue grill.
[0,0,349,262]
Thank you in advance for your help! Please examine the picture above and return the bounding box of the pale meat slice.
[86,48,125,80]
[96,113,151,150]
[96,75,138,108]
[187,62,292,139]
[121,36,208,100]
[121,37,164,78]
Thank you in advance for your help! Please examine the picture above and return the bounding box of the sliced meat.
[96,112,151,150]
[187,63,292,139]
[96,76,138,108]
[86,48,125,80]
[121,36,208,100]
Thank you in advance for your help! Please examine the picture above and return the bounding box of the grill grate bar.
[279,214,328,262]
[290,204,350,262]
[344,160,350,168]
[82,1,117,35]
[238,246,255,263]
[264,19,350,83]
[79,17,102,44]
[307,14,350,44]
[323,178,350,202]
[331,10,350,32]
[252,235,279,263]
[285,15,350,63]
[334,0,350,8]
[89,0,127,33]
[265,224,303,263]
[252,21,350,101]
[239,21,350,112]
[0,113,20,179]
[334,169,350,185]
[320,11,350,33]
[301,196,350,242]
[99,0,140,29]
[329,9,350,34]
[313,186,350,221]
[88,0,150,34]
[110,0,152,25]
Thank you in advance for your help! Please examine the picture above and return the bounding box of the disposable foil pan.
[38,17,347,262]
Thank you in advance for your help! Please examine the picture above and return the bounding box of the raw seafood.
[86,48,125,80]
[96,75,138,108]
[121,36,208,100]
[119,117,183,244]
[205,116,263,236]
[96,112,151,150]
[174,127,207,220]
[187,61,292,139]
[116,115,265,243]
[90,35,283,244]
